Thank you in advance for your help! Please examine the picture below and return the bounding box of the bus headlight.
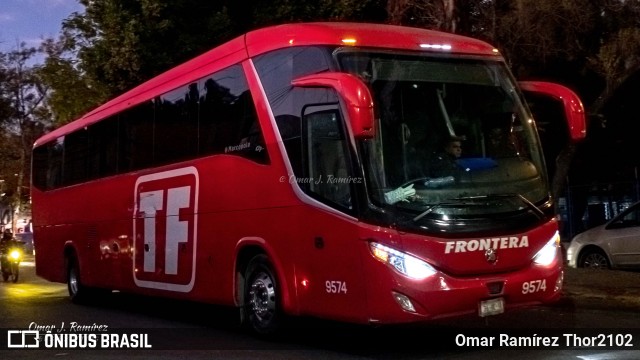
[370,242,436,280]
[532,232,560,266]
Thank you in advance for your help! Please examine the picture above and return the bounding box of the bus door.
[295,103,368,323]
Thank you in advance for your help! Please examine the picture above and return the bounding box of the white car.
[566,201,640,269]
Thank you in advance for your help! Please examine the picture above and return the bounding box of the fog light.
[392,292,416,313]
[555,270,564,292]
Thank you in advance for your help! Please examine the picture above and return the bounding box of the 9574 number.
[522,279,546,294]
[325,280,348,294]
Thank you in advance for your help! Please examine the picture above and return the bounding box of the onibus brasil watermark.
[6,322,151,349]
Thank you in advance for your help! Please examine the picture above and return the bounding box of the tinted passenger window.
[33,64,269,191]
[33,137,63,190]
[155,83,199,165]
[88,116,119,179]
[63,129,89,185]
[32,146,48,190]
[120,101,155,172]
[199,65,268,164]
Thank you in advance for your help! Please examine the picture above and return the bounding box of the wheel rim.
[583,252,608,268]
[69,266,79,295]
[248,271,276,325]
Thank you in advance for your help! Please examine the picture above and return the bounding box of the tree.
[38,33,109,125]
[387,0,461,32]
[0,45,48,229]
[0,54,12,124]
[589,28,640,114]
[40,0,388,123]
[59,0,234,98]
[248,0,386,28]
[34,0,640,197]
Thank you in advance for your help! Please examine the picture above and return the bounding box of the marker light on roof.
[342,38,357,45]
[419,43,452,51]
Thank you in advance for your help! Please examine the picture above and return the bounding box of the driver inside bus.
[428,136,464,179]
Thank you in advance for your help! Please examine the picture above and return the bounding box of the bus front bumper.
[363,255,564,324]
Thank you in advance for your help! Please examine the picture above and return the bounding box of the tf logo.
[133,167,199,292]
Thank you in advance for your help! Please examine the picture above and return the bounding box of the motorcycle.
[0,240,23,283]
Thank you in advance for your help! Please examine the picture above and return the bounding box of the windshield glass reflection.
[339,51,548,217]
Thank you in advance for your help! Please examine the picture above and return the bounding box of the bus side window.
[33,138,64,191]
[88,116,119,179]
[63,129,89,186]
[119,101,155,172]
[198,65,269,164]
[303,104,352,210]
[154,83,199,165]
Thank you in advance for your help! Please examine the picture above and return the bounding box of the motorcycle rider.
[0,229,14,264]
[0,228,21,282]
[0,229,12,247]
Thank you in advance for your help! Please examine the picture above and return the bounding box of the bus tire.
[67,254,107,304]
[67,255,86,303]
[243,254,281,335]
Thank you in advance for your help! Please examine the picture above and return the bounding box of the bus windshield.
[338,51,549,219]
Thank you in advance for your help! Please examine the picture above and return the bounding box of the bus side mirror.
[519,81,586,141]
[292,72,375,139]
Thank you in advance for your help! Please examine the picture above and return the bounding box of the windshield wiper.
[413,202,446,222]
[412,193,545,222]
[514,193,546,219]
[453,193,546,219]
[412,200,485,222]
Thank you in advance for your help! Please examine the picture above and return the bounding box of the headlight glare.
[533,231,560,266]
[370,242,436,280]
[9,249,21,261]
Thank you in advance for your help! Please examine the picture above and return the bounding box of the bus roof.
[245,22,498,58]
[35,22,500,147]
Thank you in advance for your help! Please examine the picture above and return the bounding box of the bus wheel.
[67,256,84,302]
[67,255,104,303]
[244,254,281,335]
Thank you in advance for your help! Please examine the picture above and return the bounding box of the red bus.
[32,22,585,334]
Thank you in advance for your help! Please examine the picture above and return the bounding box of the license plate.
[479,297,504,317]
